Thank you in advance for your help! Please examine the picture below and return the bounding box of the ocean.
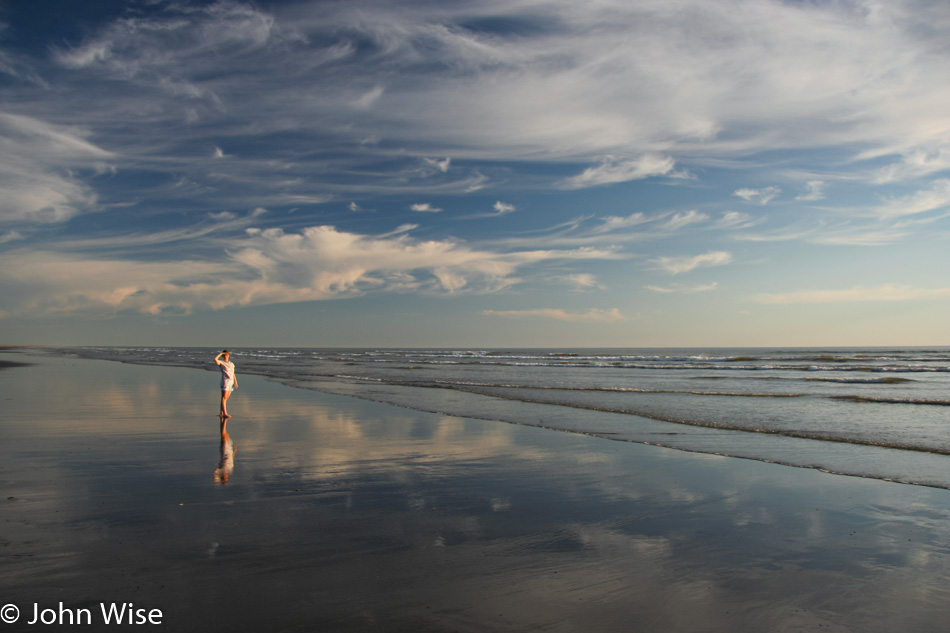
[55,346,950,489]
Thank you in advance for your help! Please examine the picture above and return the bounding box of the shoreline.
[4,350,950,631]
[32,346,950,491]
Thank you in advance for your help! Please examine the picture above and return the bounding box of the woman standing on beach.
[214,350,238,418]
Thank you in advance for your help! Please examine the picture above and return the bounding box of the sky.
[1,0,949,348]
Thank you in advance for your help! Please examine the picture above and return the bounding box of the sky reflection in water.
[3,352,950,632]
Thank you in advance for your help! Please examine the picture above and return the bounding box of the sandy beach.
[3,349,950,632]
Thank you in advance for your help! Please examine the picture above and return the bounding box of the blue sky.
[1,0,949,347]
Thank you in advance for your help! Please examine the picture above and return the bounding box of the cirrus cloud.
[652,251,733,275]
[0,112,112,224]
[755,284,950,305]
[561,155,677,189]
[23,0,950,201]
[483,308,627,323]
[647,282,719,294]
[733,187,781,205]
[869,179,950,219]
[493,201,516,215]
[795,180,826,202]
[411,203,442,213]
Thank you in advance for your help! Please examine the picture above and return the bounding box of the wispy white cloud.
[591,210,706,236]
[652,251,733,275]
[756,283,950,305]
[277,194,333,206]
[23,0,950,185]
[809,226,912,246]
[38,208,271,252]
[561,155,676,189]
[463,172,489,193]
[493,201,515,215]
[715,211,761,229]
[658,210,708,231]
[53,2,276,74]
[483,308,627,323]
[735,218,916,246]
[594,212,650,234]
[647,282,719,294]
[424,157,452,173]
[0,112,112,223]
[868,179,950,219]
[795,180,825,201]
[0,230,25,244]
[354,85,385,109]
[3,0,950,339]
[871,148,950,184]
[411,203,442,213]
[0,0,943,226]
[0,112,112,159]
[459,200,517,220]
[497,207,753,254]
[734,186,781,205]
[376,223,418,238]
[560,273,603,291]
[0,169,98,224]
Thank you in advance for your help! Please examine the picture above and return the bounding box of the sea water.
[56,347,950,488]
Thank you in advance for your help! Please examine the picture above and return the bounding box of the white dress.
[219,361,236,391]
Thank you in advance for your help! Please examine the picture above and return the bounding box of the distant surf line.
[332,373,950,455]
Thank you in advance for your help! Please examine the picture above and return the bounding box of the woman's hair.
[222,349,229,354]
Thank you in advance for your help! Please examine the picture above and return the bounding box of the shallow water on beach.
[5,352,950,632]
[55,346,950,489]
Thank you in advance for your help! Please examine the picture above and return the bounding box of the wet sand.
[3,350,950,632]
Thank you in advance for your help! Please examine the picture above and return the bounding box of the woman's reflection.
[213,417,236,484]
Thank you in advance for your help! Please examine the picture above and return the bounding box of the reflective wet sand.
[3,351,950,632]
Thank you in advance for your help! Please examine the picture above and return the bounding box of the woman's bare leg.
[220,390,232,418]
